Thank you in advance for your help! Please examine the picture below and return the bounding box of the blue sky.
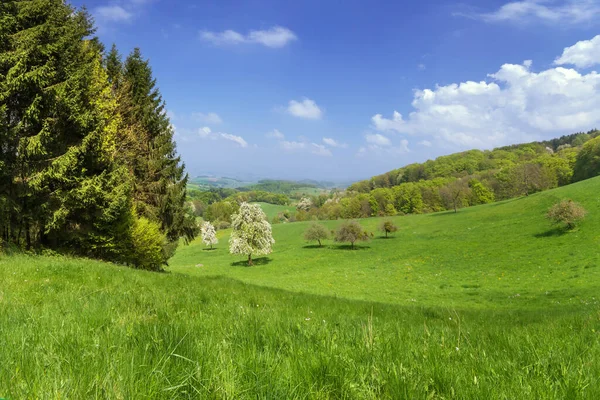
[73,0,600,181]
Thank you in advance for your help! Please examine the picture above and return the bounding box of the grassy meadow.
[1,178,600,398]
[253,202,297,220]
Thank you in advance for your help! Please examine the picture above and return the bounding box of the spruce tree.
[0,0,133,259]
[119,48,197,260]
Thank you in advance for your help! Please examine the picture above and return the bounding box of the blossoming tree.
[201,221,218,249]
[229,203,275,266]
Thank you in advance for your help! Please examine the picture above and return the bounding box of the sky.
[72,0,600,182]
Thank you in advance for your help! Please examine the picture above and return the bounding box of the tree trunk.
[318,239,321,247]
[385,230,388,238]
[351,241,354,250]
[248,254,253,266]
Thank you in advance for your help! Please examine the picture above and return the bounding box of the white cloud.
[193,112,223,125]
[322,137,348,148]
[418,63,426,71]
[418,140,432,147]
[555,35,600,68]
[280,141,306,151]
[464,0,600,25]
[94,5,132,22]
[200,26,297,48]
[266,129,285,139]
[286,98,323,120]
[198,127,248,147]
[365,133,392,147]
[372,42,600,149]
[220,133,248,148]
[311,143,333,157]
[199,126,212,138]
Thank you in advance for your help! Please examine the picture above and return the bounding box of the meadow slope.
[1,178,599,398]
[173,177,600,311]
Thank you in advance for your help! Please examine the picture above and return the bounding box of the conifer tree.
[118,48,197,260]
[0,0,133,258]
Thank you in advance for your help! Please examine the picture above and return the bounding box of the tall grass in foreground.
[1,254,599,399]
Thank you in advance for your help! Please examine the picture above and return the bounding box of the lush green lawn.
[1,178,600,398]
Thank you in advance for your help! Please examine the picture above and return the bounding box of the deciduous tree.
[229,203,274,265]
[304,222,329,247]
[335,221,369,249]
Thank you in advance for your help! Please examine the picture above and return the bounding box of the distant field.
[253,202,297,220]
[290,186,328,197]
[2,178,600,398]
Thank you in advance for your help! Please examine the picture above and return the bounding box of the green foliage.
[469,179,495,204]
[379,220,398,238]
[573,135,600,182]
[546,199,587,230]
[129,217,167,270]
[335,220,369,249]
[303,222,329,246]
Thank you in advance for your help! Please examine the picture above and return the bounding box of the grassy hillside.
[2,178,600,398]
[254,202,297,220]
[173,176,600,311]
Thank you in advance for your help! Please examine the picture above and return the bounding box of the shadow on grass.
[230,257,273,267]
[332,245,371,251]
[302,244,326,249]
[534,227,569,238]
[378,236,396,240]
[202,248,218,251]
[428,210,459,217]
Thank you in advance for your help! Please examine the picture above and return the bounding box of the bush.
[546,199,587,230]
[129,217,167,271]
[335,220,369,249]
[216,220,231,230]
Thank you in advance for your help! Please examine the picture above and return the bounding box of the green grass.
[253,202,297,220]
[2,178,600,398]
[175,177,600,311]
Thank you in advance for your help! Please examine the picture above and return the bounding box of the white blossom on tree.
[201,221,218,249]
[297,197,313,211]
[229,202,275,266]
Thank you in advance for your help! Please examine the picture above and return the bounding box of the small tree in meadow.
[229,203,275,266]
[297,197,313,211]
[546,199,587,230]
[304,222,329,247]
[335,220,369,249]
[201,221,218,249]
[379,220,398,238]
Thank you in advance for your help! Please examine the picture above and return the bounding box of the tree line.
[0,0,196,270]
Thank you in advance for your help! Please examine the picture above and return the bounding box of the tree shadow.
[302,244,327,249]
[332,244,371,251]
[230,257,273,267]
[378,236,396,240]
[534,226,568,238]
[202,248,218,251]
[428,210,459,217]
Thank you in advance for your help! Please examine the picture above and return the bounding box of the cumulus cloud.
[193,112,223,125]
[462,0,600,25]
[200,26,297,48]
[198,127,248,147]
[371,43,600,149]
[94,5,132,22]
[418,140,433,147]
[555,35,600,68]
[311,143,333,157]
[322,137,348,148]
[266,129,285,139]
[220,133,248,147]
[365,133,392,146]
[286,98,323,120]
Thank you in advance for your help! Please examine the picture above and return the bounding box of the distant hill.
[189,176,255,190]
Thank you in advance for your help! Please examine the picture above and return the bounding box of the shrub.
[129,217,167,271]
[216,220,231,230]
[335,220,369,249]
[304,223,329,247]
[546,199,587,230]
